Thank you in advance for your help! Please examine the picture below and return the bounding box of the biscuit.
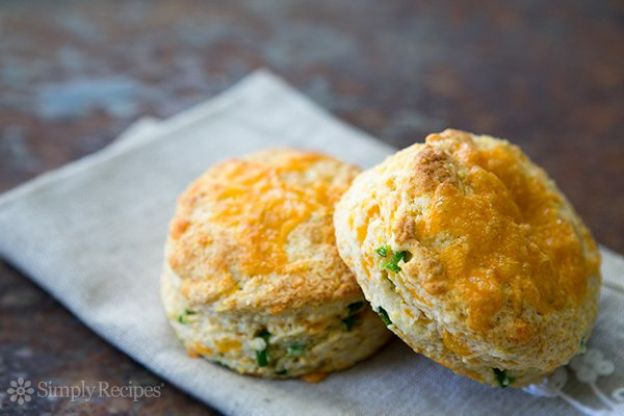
[161,149,391,378]
[334,129,601,387]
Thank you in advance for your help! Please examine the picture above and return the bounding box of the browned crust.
[166,148,363,314]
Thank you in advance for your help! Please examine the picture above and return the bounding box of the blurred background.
[0,0,622,414]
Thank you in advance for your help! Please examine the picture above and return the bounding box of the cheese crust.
[334,129,601,387]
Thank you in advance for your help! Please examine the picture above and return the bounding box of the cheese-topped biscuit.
[334,129,601,387]
[161,149,391,378]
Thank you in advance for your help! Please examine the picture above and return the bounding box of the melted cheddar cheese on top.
[350,130,600,333]
[166,148,362,314]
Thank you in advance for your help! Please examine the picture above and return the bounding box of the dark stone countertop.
[0,0,622,414]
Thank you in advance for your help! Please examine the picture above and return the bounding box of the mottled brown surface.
[0,0,622,414]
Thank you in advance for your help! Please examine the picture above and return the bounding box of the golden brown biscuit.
[161,148,391,378]
[334,129,601,387]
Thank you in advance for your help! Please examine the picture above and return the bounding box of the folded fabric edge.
[108,117,162,151]
[0,69,277,208]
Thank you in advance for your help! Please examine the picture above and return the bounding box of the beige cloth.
[0,71,622,416]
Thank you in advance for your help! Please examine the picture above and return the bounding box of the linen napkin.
[0,70,622,416]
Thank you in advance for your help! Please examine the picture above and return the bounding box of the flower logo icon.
[6,377,34,406]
